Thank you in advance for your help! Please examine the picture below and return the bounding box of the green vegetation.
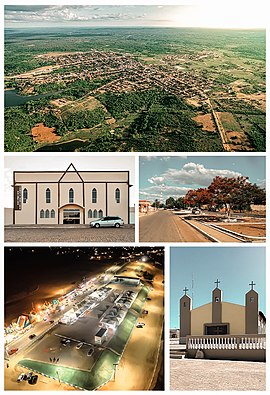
[4,27,265,152]
[19,352,118,390]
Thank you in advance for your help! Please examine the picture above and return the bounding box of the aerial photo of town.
[4,5,266,152]
[4,247,164,390]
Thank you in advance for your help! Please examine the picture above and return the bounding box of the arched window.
[93,209,97,218]
[40,209,44,218]
[115,188,120,203]
[45,209,50,218]
[51,209,55,218]
[98,209,103,218]
[23,188,28,204]
[46,188,51,203]
[88,209,93,218]
[69,188,74,203]
[92,188,97,203]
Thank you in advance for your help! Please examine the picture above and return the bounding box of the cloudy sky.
[170,246,266,328]
[139,156,265,203]
[4,3,267,29]
[4,155,135,208]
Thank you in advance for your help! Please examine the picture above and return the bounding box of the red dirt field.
[31,123,60,143]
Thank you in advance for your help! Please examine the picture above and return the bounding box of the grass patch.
[108,311,137,354]
[19,351,119,390]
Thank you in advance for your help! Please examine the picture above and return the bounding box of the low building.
[13,163,131,225]
[95,328,107,344]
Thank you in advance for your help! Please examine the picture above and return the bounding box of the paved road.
[170,359,265,391]
[99,262,164,390]
[139,211,208,242]
[5,225,135,243]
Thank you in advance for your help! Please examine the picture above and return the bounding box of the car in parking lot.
[76,342,84,350]
[17,373,27,382]
[8,348,18,355]
[29,375,38,385]
[60,338,71,346]
[87,348,94,356]
[26,372,33,380]
[29,334,36,339]
[90,216,124,228]
[136,322,145,328]
[142,310,148,314]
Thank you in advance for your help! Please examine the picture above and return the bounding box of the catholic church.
[13,163,131,225]
[179,280,266,341]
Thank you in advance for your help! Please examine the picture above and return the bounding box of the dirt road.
[139,211,208,242]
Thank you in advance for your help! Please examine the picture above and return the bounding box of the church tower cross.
[214,279,220,288]
[249,281,256,290]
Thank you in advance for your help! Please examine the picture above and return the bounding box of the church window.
[51,209,55,218]
[45,209,50,218]
[93,209,97,218]
[250,297,255,303]
[215,297,219,302]
[92,188,97,203]
[46,188,51,203]
[69,188,74,203]
[88,209,93,218]
[98,209,103,218]
[23,188,28,203]
[115,188,120,203]
[40,209,44,218]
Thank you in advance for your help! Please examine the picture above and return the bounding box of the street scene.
[5,247,164,390]
[139,156,266,243]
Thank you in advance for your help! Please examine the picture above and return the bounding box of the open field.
[5,27,265,152]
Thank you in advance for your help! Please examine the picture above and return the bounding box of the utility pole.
[112,363,118,381]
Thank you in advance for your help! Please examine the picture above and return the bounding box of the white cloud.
[140,185,190,202]
[148,162,241,187]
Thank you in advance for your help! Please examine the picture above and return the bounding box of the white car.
[90,216,124,228]
[76,342,84,350]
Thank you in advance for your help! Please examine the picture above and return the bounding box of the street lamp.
[112,363,118,381]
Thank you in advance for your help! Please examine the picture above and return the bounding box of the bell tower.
[245,281,258,334]
[180,287,192,339]
[212,279,222,323]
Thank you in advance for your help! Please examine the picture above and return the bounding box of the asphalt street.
[139,211,208,242]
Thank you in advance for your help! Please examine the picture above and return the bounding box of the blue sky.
[4,4,267,29]
[139,156,266,203]
[170,246,266,328]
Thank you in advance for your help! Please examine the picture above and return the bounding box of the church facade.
[13,164,131,225]
[180,280,265,340]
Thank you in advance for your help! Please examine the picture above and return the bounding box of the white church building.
[13,163,131,225]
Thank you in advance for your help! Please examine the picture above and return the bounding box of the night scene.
[4,246,164,390]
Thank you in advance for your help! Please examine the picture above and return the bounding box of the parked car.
[17,373,27,382]
[192,208,201,214]
[26,372,33,380]
[136,322,145,328]
[90,216,124,228]
[60,338,71,346]
[87,348,94,357]
[8,348,18,355]
[28,375,38,385]
[29,334,36,339]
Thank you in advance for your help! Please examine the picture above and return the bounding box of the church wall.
[191,303,212,335]
[222,302,245,334]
